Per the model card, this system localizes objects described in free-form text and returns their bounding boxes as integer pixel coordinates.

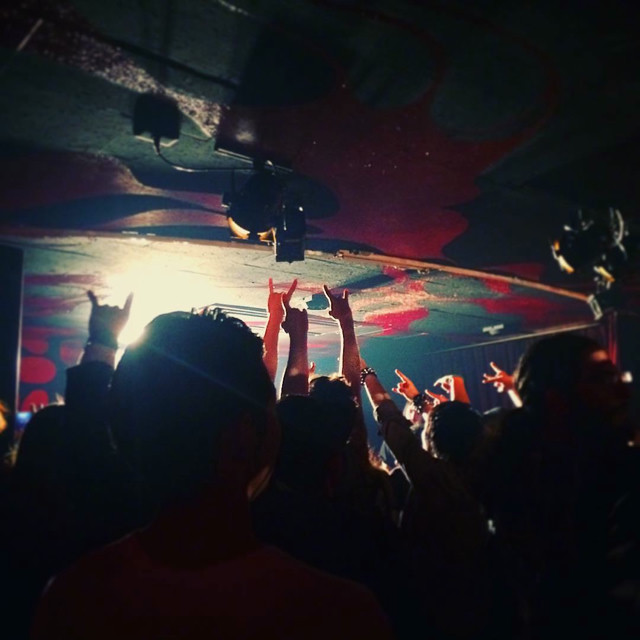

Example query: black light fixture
[223,162,283,239]
[551,208,627,279]
[132,93,307,261]
[223,162,306,262]
[552,208,629,319]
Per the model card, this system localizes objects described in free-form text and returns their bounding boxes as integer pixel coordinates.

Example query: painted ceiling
[2,0,640,408]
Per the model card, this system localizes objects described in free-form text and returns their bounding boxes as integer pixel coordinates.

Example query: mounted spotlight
[223,162,306,262]
[131,97,306,261]
[551,208,627,278]
[224,162,284,238]
[552,208,629,318]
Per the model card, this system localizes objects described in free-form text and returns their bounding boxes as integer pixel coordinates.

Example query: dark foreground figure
[32,310,393,640]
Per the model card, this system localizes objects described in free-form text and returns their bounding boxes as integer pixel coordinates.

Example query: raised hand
[322,284,352,323]
[280,284,309,397]
[267,277,297,320]
[434,375,454,395]
[392,369,420,402]
[281,293,308,338]
[424,388,448,406]
[87,290,133,348]
[434,374,470,404]
[482,361,515,393]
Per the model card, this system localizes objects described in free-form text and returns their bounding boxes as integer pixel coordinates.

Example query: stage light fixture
[223,163,306,262]
[131,96,307,261]
[551,208,627,280]
[224,163,284,239]
[552,208,630,319]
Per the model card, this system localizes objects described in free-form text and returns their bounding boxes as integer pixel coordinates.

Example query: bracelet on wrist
[412,393,426,411]
[88,329,119,350]
[360,366,377,386]
[86,337,118,351]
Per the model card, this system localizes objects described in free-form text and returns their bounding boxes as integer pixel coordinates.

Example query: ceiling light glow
[106,265,218,346]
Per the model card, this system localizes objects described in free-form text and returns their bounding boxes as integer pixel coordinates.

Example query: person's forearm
[362,370,393,411]
[508,389,523,408]
[450,376,471,404]
[281,333,309,397]
[339,317,361,401]
[80,342,117,368]
[262,314,282,382]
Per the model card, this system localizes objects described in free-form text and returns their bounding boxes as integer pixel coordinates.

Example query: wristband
[412,393,426,411]
[86,336,118,350]
[360,367,377,386]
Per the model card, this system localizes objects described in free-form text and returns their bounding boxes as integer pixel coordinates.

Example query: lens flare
[105,265,218,346]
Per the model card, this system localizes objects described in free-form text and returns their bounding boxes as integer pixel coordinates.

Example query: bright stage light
[105,265,218,347]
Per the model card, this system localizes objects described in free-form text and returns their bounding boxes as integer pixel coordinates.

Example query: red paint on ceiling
[481,279,512,295]
[59,340,84,366]
[364,307,429,335]
[22,339,49,355]
[20,390,50,412]
[0,2,563,277]
[216,4,560,261]
[22,296,84,317]
[20,356,57,384]
[22,326,79,339]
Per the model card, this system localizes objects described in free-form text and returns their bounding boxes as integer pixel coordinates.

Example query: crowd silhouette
[0,281,638,639]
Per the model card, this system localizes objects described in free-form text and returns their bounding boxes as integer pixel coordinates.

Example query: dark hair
[514,333,602,409]
[424,401,483,464]
[13,404,66,477]
[109,310,274,507]
[308,374,357,443]
[275,395,345,493]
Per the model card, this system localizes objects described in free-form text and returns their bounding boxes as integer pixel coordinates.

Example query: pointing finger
[87,290,98,306]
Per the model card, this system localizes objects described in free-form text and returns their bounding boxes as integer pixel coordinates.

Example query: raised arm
[81,290,133,367]
[361,359,438,474]
[66,291,132,437]
[433,374,471,404]
[262,278,297,382]
[280,292,309,398]
[323,284,373,463]
[482,361,522,407]
[323,285,361,403]
[393,369,447,416]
